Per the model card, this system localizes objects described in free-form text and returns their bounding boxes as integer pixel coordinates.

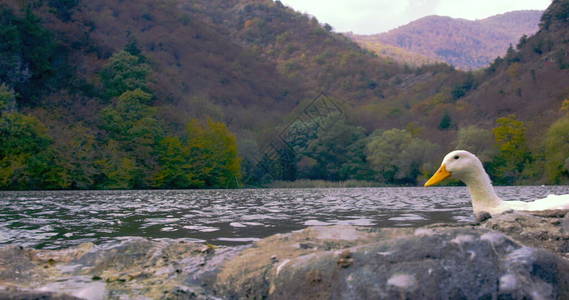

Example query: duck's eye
[454,155,460,160]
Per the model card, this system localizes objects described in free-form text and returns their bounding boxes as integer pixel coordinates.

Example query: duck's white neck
[462,168,502,211]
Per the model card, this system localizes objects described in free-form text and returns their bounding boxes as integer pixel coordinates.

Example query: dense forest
[351,10,543,70]
[0,0,568,190]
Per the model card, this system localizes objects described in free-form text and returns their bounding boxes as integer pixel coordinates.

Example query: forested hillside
[0,0,568,189]
[344,32,441,67]
[351,10,542,70]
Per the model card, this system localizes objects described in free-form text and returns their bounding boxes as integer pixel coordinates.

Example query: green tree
[0,112,68,189]
[152,119,241,189]
[561,99,569,113]
[185,119,241,188]
[100,51,151,99]
[302,118,371,181]
[0,83,15,112]
[96,140,139,189]
[47,0,79,22]
[450,73,476,100]
[97,47,162,188]
[366,128,438,184]
[101,89,158,142]
[438,111,454,130]
[0,7,57,99]
[153,136,196,188]
[124,39,143,57]
[57,124,100,189]
[99,89,163,188]
[545,117,569,183]
[491,115,532,184]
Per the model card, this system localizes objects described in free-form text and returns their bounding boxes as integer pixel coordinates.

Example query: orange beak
[424,164,451,187]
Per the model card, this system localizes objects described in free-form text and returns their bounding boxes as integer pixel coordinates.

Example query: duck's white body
[425,150,569,216]
[478,194,569,216]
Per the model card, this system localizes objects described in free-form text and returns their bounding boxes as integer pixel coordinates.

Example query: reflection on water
[1,186,567,249]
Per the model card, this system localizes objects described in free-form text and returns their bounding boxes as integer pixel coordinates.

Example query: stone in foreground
[215,226,569,299]
[2,212,569,299]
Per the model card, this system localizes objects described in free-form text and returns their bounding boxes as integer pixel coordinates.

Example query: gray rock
[3,212,569,299]
[478,210,569,258]
[0,289,81,300]
[0,245,38,282]
[214,226,569,299]
[0,238,245,299]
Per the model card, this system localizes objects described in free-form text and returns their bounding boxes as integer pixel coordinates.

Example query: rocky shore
[2,211,569,299]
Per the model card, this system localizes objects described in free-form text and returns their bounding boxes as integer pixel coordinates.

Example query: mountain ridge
[349,10,543,69]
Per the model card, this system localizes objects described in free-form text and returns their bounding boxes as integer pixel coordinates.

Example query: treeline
[251,108,569,186]
[0,1,568,190]
[0,6,240,190]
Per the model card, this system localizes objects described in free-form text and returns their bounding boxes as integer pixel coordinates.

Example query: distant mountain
[344,32,441,66]
[350,10,543,69]
[457,5,569,127]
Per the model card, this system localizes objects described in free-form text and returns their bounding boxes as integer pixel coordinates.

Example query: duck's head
[424,150,485,186]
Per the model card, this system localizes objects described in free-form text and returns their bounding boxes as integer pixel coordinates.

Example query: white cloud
[278,0,551,34]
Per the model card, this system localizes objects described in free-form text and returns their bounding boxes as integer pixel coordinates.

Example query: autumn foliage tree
[186,119,241,188]
[154,119,241,188]
[491,115,532,184]
[0,111,69,189]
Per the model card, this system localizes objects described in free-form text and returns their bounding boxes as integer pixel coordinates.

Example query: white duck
[424,150,569,216]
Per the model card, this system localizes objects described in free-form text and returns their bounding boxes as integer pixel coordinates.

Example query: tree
[186,119,241,188]
[0,83,16,113]
[101,89,157,139]
[96,140,139,189]
[366,128,438,185]
[57,124,99,189]
[124,39,143,57]
[0,112,68,189]
[491,115,531,184]
[99,89,163,188]
[100,51,151,99]
[47,0,79,22]
[562,99,569,113]
[97,46,162,188]
[438,111,454,130]
[153,136,195,188]
[545,117,569,183]
[450,73,476,100]
[302,118,371,181]
[152,119,242,188]
[0,7,57,99]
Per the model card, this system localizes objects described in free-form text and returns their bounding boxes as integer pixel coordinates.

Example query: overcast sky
[278,0,552,34]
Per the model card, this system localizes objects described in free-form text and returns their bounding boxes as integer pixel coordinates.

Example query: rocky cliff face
[2,211,569,299]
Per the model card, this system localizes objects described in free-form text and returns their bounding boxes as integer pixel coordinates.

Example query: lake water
[1,186,568,250]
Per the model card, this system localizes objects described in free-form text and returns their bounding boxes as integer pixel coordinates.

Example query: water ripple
[0,186,567,249]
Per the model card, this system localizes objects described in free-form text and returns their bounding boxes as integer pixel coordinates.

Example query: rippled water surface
[1,186,568,249]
